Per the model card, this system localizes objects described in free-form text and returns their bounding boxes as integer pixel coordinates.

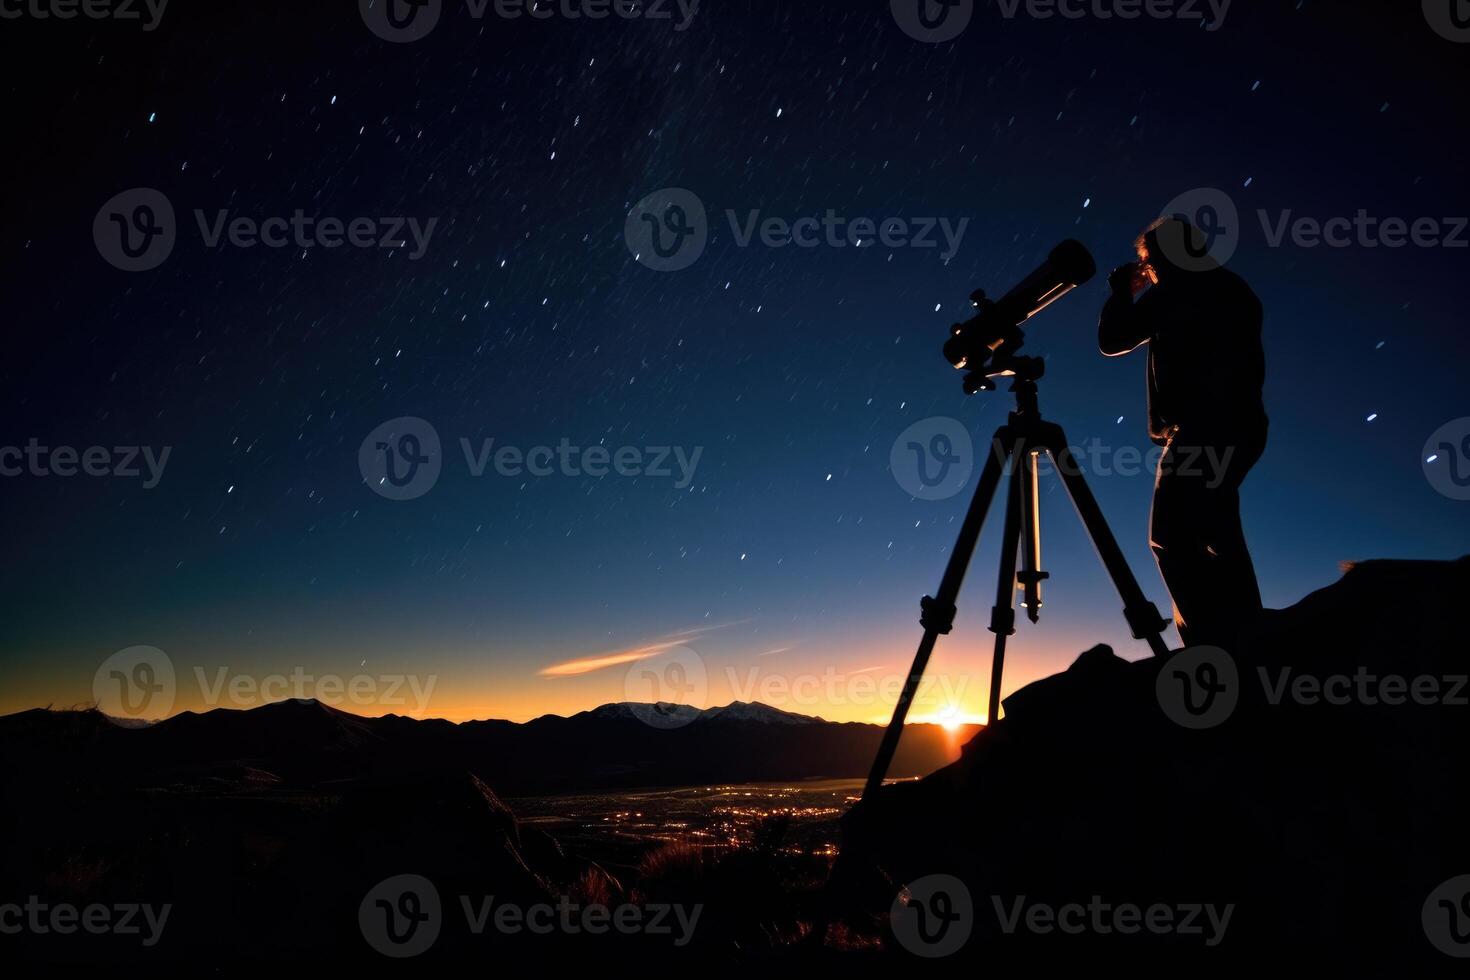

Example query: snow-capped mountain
[580,700,822,726]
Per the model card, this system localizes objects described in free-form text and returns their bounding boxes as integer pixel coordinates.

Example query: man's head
[1135,216,1218,284]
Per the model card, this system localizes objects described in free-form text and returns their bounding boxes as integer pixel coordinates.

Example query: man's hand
[1099,261,1155,356]
[1109,262,1140,296]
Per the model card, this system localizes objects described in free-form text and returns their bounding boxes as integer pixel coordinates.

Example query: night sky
[4,1,1467,724]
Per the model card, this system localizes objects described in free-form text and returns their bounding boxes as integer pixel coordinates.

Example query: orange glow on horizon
[3,620,1109,727]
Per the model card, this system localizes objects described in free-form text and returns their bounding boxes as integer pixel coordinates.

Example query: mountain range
[1,696,970,795]
[0,694,969,964]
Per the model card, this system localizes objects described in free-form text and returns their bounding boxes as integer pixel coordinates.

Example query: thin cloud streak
[538,622,743,678]
[538,646,672,678]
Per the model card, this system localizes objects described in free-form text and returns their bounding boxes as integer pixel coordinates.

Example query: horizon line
[7,695,987,730]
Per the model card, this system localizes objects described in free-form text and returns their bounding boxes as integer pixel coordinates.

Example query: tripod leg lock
[989,606,1016,636]
[1124,602,1169,640]
[919,596,957,635]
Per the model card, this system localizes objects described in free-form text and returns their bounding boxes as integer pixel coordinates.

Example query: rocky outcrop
[837,557,1470,972]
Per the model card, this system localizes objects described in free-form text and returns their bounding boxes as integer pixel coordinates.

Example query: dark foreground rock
[837,557,1470,973]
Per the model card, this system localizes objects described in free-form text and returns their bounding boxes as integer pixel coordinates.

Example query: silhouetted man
[1099,217,1267,650]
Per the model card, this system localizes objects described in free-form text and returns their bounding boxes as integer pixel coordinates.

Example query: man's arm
[1098,263,1157,356]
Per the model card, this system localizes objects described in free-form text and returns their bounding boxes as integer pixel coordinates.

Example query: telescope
[942,239,1097,393]
[862,235,1169,802]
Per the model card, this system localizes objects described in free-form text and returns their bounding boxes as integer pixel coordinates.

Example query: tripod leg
[986,462,1025,727]
[862,427,1012,801]
[1045,436,1172,659]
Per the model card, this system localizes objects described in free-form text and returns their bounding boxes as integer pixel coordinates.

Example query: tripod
[862,363,1172,800]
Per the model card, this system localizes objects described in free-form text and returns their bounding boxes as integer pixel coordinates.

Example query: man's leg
[1150,441,1211,646]
[1151,434,1265,649]
[1200,436,1265,632]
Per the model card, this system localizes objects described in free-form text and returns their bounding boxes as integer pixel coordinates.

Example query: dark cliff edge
[836,556,1470,972]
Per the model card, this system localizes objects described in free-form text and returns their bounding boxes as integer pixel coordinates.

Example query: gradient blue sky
[3,1,1467,722]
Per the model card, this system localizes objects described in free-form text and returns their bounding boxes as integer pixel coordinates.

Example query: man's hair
[1135,215,1217,274]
